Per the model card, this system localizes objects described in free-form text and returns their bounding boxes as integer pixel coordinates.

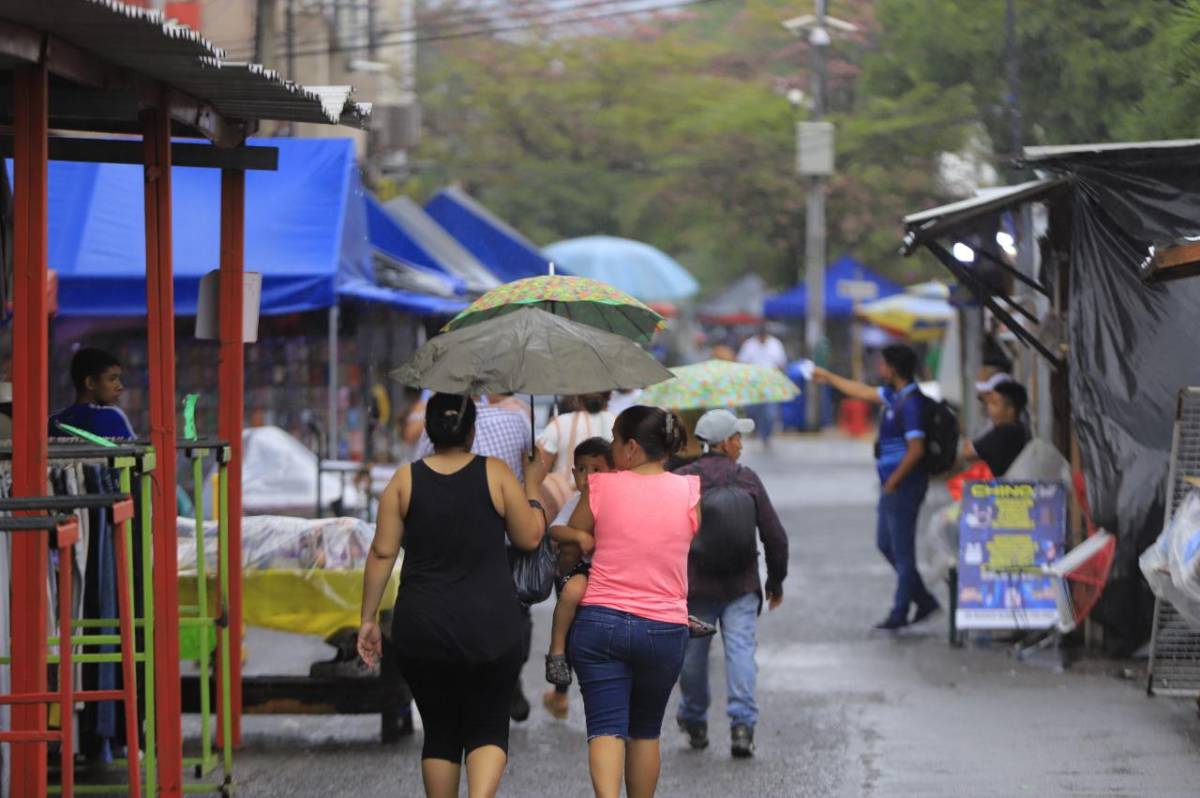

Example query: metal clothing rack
[1,443,157,795]
[0,487,143,798]
[1147,388,1200,697]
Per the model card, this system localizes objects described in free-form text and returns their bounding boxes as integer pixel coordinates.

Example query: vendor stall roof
[902,178,1068,253]
[27,137,454,317]
[764,255,901,320]
[424,187,553,282]
[379,196,502,294]
[0,0,370,143]
[1023,139,1200,162]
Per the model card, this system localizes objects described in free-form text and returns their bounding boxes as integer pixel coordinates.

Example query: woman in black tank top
[359,394,546,798]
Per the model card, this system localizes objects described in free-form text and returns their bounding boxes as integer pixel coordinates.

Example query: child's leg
[549,574,588,657]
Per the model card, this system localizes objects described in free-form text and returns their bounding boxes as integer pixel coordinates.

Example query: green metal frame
[179,442,235,795]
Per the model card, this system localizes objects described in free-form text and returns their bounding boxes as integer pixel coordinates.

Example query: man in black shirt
[965,381,1029,477]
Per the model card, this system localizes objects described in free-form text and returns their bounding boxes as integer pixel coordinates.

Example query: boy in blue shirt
[814,344,941,630]
[49,347,136,440]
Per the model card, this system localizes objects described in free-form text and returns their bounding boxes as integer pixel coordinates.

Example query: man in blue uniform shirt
[49,347,136,440]
[814,345,941,630]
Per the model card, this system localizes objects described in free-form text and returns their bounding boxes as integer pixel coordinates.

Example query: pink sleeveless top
[580,470,701,625]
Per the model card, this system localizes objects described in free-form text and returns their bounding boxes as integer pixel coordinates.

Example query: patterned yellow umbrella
[443,275,666,344]
[640,360,799,411]
[855,294,953,343]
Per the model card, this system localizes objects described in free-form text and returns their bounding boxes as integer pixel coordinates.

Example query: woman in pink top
[566,405,700,798]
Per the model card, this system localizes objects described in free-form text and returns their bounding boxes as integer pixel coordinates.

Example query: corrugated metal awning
[0,0,370,136]
[901,178,1068,254]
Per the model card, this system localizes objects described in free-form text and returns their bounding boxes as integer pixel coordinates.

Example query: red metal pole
[217,167,246,746]
[10,61,50,798]
[142,101,182,798]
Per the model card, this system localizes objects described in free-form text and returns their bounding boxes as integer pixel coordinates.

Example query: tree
[410,0,975,288]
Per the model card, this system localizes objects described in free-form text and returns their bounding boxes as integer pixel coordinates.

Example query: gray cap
[695,409,755,445]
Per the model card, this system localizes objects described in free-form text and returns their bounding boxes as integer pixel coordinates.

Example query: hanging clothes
[80,464,118,762]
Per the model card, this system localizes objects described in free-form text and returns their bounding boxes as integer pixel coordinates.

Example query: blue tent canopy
[764,255,902,319]
[425,186,552,282]
[27,137,462,317]
[377,196,500,294]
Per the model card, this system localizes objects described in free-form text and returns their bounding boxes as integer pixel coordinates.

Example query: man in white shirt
[736,326,788,371]
[736,326,788,447]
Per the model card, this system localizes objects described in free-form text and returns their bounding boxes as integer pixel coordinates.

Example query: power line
[224,0,722,62]
[223,0,670,61]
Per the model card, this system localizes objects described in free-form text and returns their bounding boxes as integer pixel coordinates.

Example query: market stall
[0,2,372,795]
[900,139,1200,658]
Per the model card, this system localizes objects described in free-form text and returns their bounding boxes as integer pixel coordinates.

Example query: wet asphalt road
[190,437,1200,797]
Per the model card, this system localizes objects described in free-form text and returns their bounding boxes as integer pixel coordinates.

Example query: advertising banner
[956,481,1066,630]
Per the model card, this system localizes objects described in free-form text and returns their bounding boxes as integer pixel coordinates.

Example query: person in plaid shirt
[414,396,538,721]
[415,401,531,481]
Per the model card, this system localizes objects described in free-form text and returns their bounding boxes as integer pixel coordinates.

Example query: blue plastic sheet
[425,186,551,282]
[12,138,456,318]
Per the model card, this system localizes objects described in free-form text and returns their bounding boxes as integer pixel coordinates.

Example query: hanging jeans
[877,472,936,624]
[82,465,118,761]
[676,592,760,729]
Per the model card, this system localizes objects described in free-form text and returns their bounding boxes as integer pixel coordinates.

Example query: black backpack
[874,391,960,476]
[919,395,960,475]
[690,468,759,575]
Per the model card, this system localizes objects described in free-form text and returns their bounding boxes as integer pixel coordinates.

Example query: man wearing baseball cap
[673,409,789,759]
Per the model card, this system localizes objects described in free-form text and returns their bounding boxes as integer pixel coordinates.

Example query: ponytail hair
[425,393,477,450]
[613,405,686,462]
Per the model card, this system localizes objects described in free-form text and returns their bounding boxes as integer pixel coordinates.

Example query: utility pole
[254,0,276,67]
[785,3,853,430]
[805,0,829,431]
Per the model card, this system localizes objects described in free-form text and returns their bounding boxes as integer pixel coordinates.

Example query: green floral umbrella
[640,359,799,411]
[443,275,666,344]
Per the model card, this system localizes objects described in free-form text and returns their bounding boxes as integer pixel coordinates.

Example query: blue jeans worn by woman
[676,592,759,728]
[877,472,935,624]
[569,605,689,740]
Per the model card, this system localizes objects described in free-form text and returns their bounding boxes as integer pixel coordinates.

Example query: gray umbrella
[391,306,673,396]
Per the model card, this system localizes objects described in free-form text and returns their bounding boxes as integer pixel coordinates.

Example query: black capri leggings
[400,645,524,763]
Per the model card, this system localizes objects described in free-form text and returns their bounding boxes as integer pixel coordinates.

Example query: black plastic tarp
[1025,144,1200,585]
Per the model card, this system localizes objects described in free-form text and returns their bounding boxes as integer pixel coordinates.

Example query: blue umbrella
[543,236,699,302]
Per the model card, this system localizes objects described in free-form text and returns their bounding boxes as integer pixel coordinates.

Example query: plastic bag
[177,515,375,573]
[1140,491,1200,629]
[1167,490,1200,606]
[918,502,960,586]
[1006,438,1071,484]
[510,534,555,606]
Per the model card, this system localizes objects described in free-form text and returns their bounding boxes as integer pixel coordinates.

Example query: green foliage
[410,0,1200,293]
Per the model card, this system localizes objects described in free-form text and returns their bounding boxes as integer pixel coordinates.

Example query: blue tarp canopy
[28,137,462,317]
[425,186,552,282]
[764,255,902,319]
[371,195,500,294]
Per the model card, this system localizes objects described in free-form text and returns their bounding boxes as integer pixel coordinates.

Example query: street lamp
[782,4,856,430]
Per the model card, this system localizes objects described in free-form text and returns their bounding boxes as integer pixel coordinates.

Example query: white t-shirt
[737,335,788,370]
[553,492,581,527]
[537,410,616,477]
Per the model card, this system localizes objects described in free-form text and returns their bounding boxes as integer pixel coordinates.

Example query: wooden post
[217,167,246,745]
[10,60,50,798]
[142,99,183,798]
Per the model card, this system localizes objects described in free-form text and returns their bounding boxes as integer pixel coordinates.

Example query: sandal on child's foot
[688,615,718,639]
[545,654,572,687]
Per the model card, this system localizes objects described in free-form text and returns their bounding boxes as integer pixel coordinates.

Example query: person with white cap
[672,409,789,759]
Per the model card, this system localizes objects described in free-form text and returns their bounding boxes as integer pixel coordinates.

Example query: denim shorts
[568,604,689,740]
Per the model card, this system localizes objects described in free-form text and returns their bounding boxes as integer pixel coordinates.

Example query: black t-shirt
[972,423,1030,477]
